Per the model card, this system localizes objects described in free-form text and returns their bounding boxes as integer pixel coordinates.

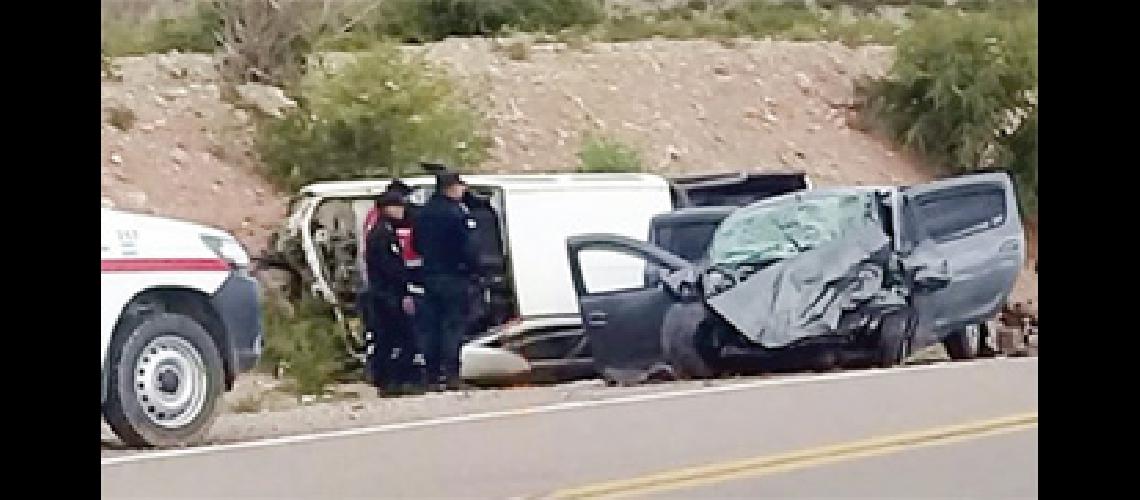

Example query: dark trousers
[364,291,423,390]
[422,274,470,383]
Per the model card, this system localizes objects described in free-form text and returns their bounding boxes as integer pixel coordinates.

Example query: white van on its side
[101,208,263,447]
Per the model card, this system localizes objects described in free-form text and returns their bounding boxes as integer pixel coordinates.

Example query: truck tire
[943,324,982,360]
[661,303,716,379]
[103,312,225,448]
[878,308,915,368]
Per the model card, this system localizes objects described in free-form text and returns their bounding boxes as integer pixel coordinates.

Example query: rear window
[651,221,721,262]
[912,184,1006,243]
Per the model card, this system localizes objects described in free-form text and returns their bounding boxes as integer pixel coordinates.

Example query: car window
[708,192,881,267]
[652,221,721,263]
[912,184,1006,243]
[578,248,650,295]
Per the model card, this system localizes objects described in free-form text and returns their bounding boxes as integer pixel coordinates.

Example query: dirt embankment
[99,38,1035,302]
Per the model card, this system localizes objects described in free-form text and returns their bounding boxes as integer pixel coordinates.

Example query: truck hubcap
[134,335,208,429]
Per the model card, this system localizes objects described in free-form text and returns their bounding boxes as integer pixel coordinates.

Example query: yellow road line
[544,411,1038,499]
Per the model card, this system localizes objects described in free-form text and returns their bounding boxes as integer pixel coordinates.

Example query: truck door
[900,173,1025,346]
[566,235,691,379]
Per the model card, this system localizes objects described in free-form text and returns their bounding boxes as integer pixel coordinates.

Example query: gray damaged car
[565,172,1025,384]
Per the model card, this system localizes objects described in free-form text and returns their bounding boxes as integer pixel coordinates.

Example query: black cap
[436,172,465,189]
[375,190,405,208]
[421,162,449,174]
[387,179,412,196]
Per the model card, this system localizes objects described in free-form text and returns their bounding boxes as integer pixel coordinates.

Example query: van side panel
[503,185,672,318]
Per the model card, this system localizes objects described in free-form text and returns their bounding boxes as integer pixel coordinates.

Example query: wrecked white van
[258,174,675,360]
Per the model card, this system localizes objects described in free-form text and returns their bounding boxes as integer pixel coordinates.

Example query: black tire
[661,303,716,379]
[102,312,225,448]
[943,324,982,360]
[878,308,915,367]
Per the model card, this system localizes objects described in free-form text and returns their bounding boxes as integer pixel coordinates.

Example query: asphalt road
[101,358,1037,499]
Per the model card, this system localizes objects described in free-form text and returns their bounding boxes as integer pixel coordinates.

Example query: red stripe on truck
[101,258,230,272]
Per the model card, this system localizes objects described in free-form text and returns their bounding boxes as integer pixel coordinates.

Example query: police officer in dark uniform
[365,190,421,395]
[414,171,479,391]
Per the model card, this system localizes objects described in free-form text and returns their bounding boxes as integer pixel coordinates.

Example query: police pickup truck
[101,208,263,447]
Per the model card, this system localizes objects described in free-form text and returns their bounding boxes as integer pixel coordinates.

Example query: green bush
[863,6,1037,214]
[261,295,346,396]
[375,0,605,42]
[577,135,644,173]
[102,1,221,56]
[257,44,488,191]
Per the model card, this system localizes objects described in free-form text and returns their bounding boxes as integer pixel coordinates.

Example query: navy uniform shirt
[414,194,478,277]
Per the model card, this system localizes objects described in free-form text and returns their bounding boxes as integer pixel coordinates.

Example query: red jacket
[364,206,420,264]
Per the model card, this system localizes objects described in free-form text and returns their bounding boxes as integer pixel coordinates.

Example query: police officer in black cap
[365,189,422,395]
[414,171,478,391]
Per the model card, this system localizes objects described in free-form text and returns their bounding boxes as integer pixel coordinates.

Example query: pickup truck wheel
[943,324,982,360]
[103,312,224,448]
[878,309,915,368]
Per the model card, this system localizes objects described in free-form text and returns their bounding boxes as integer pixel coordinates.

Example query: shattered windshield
[708,191,881,267]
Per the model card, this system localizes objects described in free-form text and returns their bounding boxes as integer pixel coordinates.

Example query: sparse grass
[108,106,137,131]
[577,135,644,173]
[258,43,488,191]
[101,1,221,56]
[231,394,265,414]
[260,295,349,396]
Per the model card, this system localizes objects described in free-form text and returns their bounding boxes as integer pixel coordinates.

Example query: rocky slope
[99,38,1035,301]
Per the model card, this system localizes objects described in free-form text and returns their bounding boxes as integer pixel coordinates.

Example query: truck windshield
[708,191,880,267]
[652,221,721,263]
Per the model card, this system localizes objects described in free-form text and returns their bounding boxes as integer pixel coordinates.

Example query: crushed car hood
[704,221,906,348]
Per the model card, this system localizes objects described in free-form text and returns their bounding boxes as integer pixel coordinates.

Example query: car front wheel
[103,312,225,448]
[943,324,982,360]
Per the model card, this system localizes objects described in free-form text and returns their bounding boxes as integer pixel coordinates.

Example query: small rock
[665,145,681,161]
[795,72,813,94]
[743,107,761,120]
[807,124,822,132]
[712,64,730,76]
[300,395,316,404]
[236,83,297,119]
[161,87,189,101]
[139,122,155,132]
[170,148,190,165]
[154,119,167,129]
[109,154,123,165]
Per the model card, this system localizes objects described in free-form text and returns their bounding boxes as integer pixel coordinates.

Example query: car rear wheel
[878,308,915,367]
[943,324,982,360]
[103,312,224,448]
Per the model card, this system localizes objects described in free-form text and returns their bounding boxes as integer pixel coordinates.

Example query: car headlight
[201,234,251,271]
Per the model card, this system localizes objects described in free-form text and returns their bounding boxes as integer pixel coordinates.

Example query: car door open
[566,235,691,382]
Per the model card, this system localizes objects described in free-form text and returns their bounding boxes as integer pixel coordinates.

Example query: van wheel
[943,324,982,360]
[878,308,915,367]
[103,313,224,448]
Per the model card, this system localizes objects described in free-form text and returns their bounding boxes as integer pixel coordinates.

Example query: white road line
[101,357,1035,467]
